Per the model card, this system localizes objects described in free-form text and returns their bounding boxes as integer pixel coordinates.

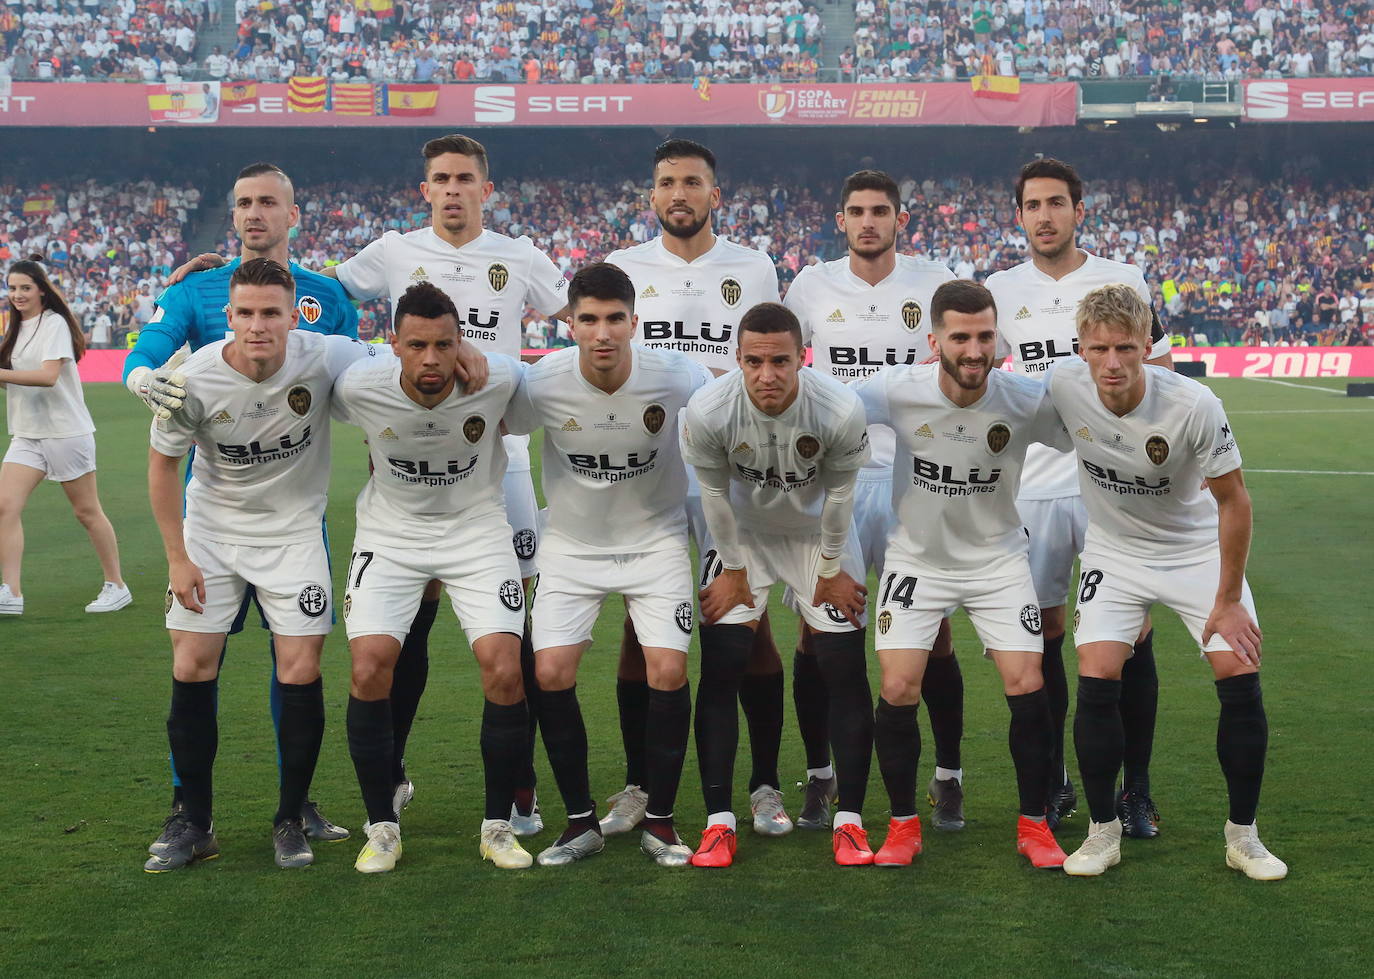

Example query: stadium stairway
[820,1,856,79]
[196,11,242,65]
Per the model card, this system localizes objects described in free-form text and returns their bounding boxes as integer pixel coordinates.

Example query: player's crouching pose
[331,282,533,872]
[1053,284,1285,880]
[681,302,876,868]
[854,281,1069,870]
[144,259,383,872]
[505,263,710,868]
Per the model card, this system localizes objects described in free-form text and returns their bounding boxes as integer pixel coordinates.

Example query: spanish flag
[383,83,438,116]
[355,0,394,18]
[288,76,327,112]
[331,82,378,115]
[222,81,257,106]
[971,75,1020,100]
[23,193,56,215]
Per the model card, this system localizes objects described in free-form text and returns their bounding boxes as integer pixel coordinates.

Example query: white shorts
[533,547,695,653]
[165,536,332,636]
[874,556,1044,654]
[344,515,525,645]
[1071,548,1260,655]
[855,467,896,573]
[503,467,539,580]
[3,434,96,483]
[703,528,866,634]
[1019,495,1088,608]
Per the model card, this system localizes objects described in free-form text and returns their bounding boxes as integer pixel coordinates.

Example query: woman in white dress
[0,259,131,615]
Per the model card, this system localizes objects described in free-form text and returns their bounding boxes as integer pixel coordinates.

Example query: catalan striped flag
[331,82,377,115]
[222,81,257,106]
[382,83,439,116]
[971,74,1021,100]
[288,76,327,112]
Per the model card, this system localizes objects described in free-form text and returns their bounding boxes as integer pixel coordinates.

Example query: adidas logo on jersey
[639,285,659,299]
[1076,427,1092,442]
[826,309,845,322]
[1015,306,1031,320]
[378,427,399,441]
[410,266,428,282]
[915,424,934,439]
[211,410,234,424]
[561,418,582,432]
[732,441,752,455]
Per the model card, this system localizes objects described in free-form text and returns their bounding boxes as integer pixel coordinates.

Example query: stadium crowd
[0,180,200,346]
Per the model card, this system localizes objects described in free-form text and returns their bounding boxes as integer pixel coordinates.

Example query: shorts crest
[298,584,328,618]
[674,601,694,633]
[499,579,524,611]
[1019,603,1042,635]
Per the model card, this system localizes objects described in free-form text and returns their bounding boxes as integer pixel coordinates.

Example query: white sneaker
[0,584,23,616]
[598,784,648,835]
[355,821,402,873]
[85,581,132,613]
[479,819,533,869]
[1224,820,1288,880]
[750,784,794,836]
[1063,818,1123,876]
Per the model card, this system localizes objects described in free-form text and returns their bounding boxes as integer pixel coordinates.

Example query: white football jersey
[680,368,869,536]
[854,364,1069,576]
[1047,359,1242,564]
[331,353,521,545]
[786,254,955,469]
[986,253,1170,500]
[334,227,566,474]
[150,331,380,545]
[605,235,781,374]
[506,345,711,556]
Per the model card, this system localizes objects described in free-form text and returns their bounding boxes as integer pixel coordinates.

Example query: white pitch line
[1255,378,1351,394]
[1247,468,1374,476]
[1229,408,1374,415]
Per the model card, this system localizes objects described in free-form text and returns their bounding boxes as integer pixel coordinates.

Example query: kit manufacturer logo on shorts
[287,385,312,417]
[499,578,524,611]
[900,299,922,332]
[463,414,486,444]
[720,276,743,308]
[642,403,666,436]
[296,295,322,324]
[298,584,328,617]
[1019,604,1042,635]
[877,609,892,635]
[675,601,694,633]
[986,422,1011,455]
[487,262,509,292]
[795,433,820,459]
[1145,434,1170,466]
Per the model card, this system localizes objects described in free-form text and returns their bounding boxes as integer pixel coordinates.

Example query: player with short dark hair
[854,280,1069,869]
[506,262,710,868]
[1052,284,1284,880]
[785,168,967,832]
[603,138,795,839]
[333,280,533,872]
[682,302,876,867]
[986,157,1173,836]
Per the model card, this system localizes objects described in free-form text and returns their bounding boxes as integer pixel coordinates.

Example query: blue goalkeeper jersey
[122,257,358,380]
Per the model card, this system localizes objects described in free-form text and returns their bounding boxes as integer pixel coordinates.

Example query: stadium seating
[0,0,211,81]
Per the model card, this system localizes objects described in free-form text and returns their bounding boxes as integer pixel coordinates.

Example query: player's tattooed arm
[1203,468,1261,666]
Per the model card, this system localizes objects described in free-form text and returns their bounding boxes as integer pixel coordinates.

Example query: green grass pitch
[1,378,1371,976]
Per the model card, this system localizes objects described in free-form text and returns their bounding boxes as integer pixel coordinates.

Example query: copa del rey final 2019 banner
[0,80,1078,128]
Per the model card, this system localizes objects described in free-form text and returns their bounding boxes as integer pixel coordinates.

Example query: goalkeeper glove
[126,349,189,420]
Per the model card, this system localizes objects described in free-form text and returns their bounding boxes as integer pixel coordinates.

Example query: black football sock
[1074,676,1124,824]
[274,678,325,826]
[645,682,691,819]
[347,695,397,825]
[167,678,218,832]
[390,598,437,783]
[616,679,651,788]
[1007,687,1054,819]
[1216,674,1268,825]
[874,697,920,818]
[268,637,284,780]
[481,699,529,821]
[810,629,874,815]
[538,686,594,818]
[695,624,754,815]
[519,625,539,791]
[740,670,783,791]
[922,651,964,772]
[1121,629,1159,794]
[793,644,831,770]
[1041,633,1070,785]
[170,643,224,807]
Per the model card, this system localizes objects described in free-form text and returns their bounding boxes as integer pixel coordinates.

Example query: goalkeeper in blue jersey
[126,163,360,850]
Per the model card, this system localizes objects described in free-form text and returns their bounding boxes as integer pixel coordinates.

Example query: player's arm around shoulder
[825,383,872,472]
[1018,367,1071,450]
[849,365,892,427]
